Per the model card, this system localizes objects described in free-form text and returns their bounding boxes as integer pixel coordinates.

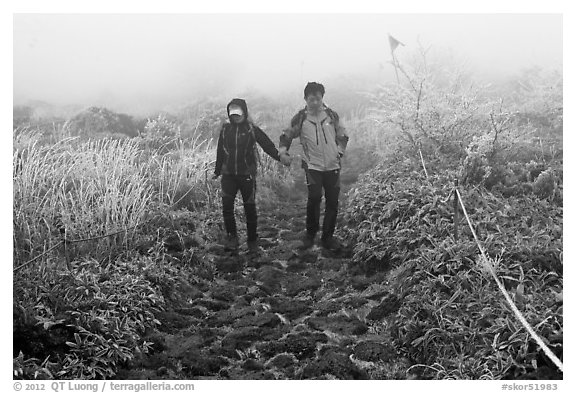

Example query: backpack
[291,105,340,133]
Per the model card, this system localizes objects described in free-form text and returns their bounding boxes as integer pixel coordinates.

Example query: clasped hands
[279,151,292,167]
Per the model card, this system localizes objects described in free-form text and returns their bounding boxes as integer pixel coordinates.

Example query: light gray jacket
[279,106,349,171]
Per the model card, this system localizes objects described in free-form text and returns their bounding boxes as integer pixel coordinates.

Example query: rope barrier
[66,222,145,244]
[13,241,64,273]
[455,188,564,372]
[13,221,151,273]
[416,151,562,372]
[418,149,429,179]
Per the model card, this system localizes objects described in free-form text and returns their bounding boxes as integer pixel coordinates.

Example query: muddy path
[116,196,408,380]
[115,152,404,380]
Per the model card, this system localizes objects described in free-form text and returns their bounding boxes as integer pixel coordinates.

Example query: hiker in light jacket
[213,98,281,253]
[278,82,349,250]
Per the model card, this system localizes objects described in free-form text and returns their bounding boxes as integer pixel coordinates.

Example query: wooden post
[453,179,459,241]
[63,238,72,271]
[205,165,212,209]
[391,51,400,85]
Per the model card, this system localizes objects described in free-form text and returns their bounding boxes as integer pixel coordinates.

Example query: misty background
[14,13,562,115]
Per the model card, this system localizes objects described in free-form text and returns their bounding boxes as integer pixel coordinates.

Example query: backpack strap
[291,108,307,130]
[294,106,339,131]
[325,106,339,126]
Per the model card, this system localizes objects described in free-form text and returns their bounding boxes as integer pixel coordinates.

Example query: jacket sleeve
[279,112,302,152]
[254,126,280,161]
[214,125,225,176]
[333,111,349,156]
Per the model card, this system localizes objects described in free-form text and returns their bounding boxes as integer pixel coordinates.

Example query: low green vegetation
[342,52,562,379]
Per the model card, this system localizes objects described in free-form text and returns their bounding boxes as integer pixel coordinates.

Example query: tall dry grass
[13,131,156,262]
[145,138,217,210]
[13,119,296,265]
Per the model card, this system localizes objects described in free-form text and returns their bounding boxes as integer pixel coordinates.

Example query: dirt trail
[116,193,407,380]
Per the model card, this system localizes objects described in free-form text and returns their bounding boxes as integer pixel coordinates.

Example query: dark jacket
[215,98,280,176]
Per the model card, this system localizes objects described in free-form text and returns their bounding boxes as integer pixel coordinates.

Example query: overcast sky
[13,13,562,112]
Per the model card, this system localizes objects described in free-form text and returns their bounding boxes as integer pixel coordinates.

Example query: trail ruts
[116,200,406,380]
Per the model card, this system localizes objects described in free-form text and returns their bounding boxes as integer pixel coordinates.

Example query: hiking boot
[299,232,316,250]
[223,234,239,251]
[247,240,261,255]
[321,236,342,251]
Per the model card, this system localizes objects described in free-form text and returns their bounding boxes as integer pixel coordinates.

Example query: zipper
[320,117,329,144]
[234,124,239,175]
[248,127,257,172]
[244,131,249,172]
[307,119,319,145]
[244,144,248,171]
[317,116,326,169]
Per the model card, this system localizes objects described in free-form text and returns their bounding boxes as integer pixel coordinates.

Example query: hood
[226,98,249,124]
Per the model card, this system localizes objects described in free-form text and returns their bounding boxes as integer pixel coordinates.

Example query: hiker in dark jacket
[278,82,349,250]
[213,98,281,252]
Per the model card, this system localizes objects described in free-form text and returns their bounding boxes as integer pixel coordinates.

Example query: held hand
[280,153,292,167]
[212,173,220,180]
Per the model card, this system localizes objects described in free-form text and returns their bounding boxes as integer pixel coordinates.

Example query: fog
[13,13,562,114]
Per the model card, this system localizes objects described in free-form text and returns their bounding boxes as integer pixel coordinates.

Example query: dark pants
[305,169,341,240]
[221,174,257,242]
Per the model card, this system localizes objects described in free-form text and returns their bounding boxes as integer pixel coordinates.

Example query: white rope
[455,188,563,372]
[418,149,429,179]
